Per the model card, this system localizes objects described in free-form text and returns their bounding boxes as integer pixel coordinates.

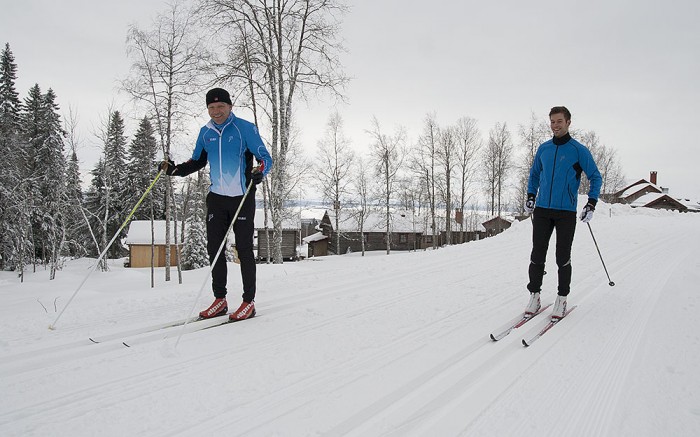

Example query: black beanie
[206,88,232,106]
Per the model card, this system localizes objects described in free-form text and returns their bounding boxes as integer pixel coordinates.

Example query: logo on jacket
[228,135,234,142]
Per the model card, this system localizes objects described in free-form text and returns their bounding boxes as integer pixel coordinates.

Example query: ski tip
[88,337,99,344]
[48,324,56,330]
[122,342,131,348]
[522,339,530,347]
[490,334,498,341]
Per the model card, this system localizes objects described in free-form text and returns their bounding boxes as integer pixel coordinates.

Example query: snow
[2,198,700,436]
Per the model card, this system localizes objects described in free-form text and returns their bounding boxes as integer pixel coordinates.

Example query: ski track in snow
[1,202,699,436]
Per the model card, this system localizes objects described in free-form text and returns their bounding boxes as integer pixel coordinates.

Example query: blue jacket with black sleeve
[172,112,273,197]
[527,133,602,212]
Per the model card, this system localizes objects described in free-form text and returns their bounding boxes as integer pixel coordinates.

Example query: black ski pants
[206,191,257,302]
[527,207,577,296]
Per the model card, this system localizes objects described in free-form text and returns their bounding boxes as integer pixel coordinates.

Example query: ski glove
[251,164,264,185]
[580,200,596,223]
[159,160,178,176]
[524,193,536,214]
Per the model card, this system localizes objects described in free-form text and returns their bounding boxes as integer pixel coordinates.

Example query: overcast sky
[2,0,699,201]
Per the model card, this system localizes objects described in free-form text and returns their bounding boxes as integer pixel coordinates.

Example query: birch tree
[517,112,549,213]
[483,122,513,220]
[314,111,354,255]
[437,124,458,245]
[350,157,372,256]
[411,113,440,248]
[367,116,406,255]
[453,117,481,242]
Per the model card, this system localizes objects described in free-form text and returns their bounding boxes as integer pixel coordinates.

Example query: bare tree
[576,130,625,197]
[367,116,406,255]
[517,112,550,213]
[483,122,513,220]
[349,157,372,256]
[453,117,481,243]
[314,111,354,254]
[123,0,211,281]
[200,0,349,263]
[436,124,459,245]
[410,113,440,248]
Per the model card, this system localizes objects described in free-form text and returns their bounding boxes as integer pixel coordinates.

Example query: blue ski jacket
[176,112,273,197]
[528,134,602,212]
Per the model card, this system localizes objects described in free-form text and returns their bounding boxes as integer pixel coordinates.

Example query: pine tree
[181,171,209,270]
[64,148,86,257]
[103,111,128,259]
[18,84,46,270]
[0,43,23,270]
[84,158,108,262]
[181,205,209,270]
[37,88,68,278]
[126,116,164,220]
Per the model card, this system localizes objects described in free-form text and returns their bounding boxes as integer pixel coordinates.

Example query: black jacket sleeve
[171,150,208,177]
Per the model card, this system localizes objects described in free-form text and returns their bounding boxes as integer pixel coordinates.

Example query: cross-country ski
[522,305,578,347]
[489,303,552,341]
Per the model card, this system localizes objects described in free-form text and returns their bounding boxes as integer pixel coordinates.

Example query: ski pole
[174,176,257,348]
[587,222,615,287]
[49,170,164,329]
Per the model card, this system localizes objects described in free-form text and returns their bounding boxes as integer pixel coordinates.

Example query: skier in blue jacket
[523,106,602,320]
[162,88,273,321]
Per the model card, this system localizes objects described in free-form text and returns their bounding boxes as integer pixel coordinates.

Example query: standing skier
[523,106,602,320]
[161,88,273,321]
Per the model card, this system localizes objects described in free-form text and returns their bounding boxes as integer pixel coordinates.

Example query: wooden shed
[482,216,512,237]
[256,229,300,261]
[125,221,181,268]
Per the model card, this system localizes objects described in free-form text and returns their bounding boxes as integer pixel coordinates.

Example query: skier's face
[550,113,571,138]
[208,102,232,124]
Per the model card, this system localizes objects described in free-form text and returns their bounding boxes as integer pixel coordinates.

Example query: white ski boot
[524,292,541,316]
[551,295,567,320]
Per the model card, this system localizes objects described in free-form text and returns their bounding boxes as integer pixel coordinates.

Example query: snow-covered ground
[2,199,699,436]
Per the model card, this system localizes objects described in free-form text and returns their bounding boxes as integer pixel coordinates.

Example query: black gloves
[251,168,264,185]
[159,160,177,176]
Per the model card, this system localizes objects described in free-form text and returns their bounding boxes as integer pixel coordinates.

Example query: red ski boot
[229,301,256,322]
[199,298,228,319]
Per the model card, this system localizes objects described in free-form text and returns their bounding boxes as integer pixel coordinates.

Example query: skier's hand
[159,160,177,176]
[580,200,596,223]
[524,193,536,214]
[251,164,264,185]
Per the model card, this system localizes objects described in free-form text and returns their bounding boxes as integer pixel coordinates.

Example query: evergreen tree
[102,111,128,259]
[84,158,108,262]
[37,88,68,278]
[181,171,209,270]
[0,43,23,270]
[126,116,164,220]
[181,204,209,270]
[64,148,86,257]
[19,84,44,268]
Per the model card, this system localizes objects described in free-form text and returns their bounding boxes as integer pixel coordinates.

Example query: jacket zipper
[548,145,560,207]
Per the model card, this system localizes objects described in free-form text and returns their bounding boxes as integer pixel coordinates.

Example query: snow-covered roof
[302,232,328,243]
[676,197,700,212]
[329,209,423,233]
[125,220,179,245]
[629,192,665,207]
[621,182,661,198]
[253,210,298,229]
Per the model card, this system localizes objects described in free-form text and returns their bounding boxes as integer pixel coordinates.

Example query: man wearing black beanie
[161,87,273,322]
